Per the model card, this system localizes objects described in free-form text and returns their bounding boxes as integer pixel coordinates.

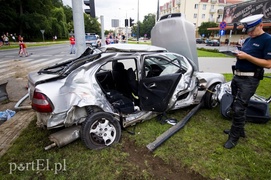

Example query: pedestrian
[223,14,271,149]
[237,36,244,48]
[3,35,10,46]
[18,37,28,57]
[11,34,16,42]
[18,35,22,41]
[53,35,57,41]
[105,35,110,45]
[0,35,3,47]
[121,33,126,43]
[69,35,75,54]
[109,33,114,44]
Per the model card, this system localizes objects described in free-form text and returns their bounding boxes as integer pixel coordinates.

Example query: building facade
[209,0,271,44]
[159,0,244,37]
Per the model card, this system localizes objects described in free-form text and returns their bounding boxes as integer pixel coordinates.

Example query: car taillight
[32,90,53,112]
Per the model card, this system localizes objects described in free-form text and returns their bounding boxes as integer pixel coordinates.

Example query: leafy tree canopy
[131,13,155,39]
[0,0,100,41]
[198,22,218,38]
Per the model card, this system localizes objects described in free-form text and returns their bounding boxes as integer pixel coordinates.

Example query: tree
[141,13,155,38]
[198,22,218,38]
[84,14,101,36]
[131,13,155,39]
[63,5,73,34]
[0,0,70,40]
[50,7,69,38]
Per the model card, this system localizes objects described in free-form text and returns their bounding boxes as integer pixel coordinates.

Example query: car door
[139,54,183,112]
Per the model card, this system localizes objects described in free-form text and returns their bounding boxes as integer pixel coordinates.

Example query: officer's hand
[236,51,249,60]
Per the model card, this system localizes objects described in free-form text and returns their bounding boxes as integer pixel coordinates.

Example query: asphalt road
[199,57,271,74]
[0,44,76,81]
[196,43,271,73]
[0,43,72,58]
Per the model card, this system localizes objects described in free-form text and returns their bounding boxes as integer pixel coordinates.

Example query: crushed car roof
[101,44,167,52]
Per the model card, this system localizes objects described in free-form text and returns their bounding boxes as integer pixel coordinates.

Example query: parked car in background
[85,33,101,48]
[206,40,220,46]
[204,39,210,44]
[28,44,225,150]
[196,38,203,44]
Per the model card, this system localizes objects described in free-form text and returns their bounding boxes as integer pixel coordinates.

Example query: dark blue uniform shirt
[236,33,271,72]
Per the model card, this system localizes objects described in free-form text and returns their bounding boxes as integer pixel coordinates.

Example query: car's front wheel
[81,112,121,150]
[203,84,220,109]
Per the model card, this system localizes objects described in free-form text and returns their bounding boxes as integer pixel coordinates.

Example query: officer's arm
[237,51,271,69]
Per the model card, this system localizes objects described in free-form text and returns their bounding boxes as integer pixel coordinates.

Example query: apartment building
[159,0,244,37]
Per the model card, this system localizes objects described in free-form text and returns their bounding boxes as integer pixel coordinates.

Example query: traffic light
[129,18,134,27]
[125,19,128,27]
[84,0,96,18]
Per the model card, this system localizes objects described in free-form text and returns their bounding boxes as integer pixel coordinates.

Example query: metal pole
[137,0,139,43]
[156,0,160,22]
[125,10,128,43]
[229,30,232,46]
[126,26,128,43]
[72,0,86,57]
[100,15,106,46]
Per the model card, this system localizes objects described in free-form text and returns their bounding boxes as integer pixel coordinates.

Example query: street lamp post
[137,0,139,43]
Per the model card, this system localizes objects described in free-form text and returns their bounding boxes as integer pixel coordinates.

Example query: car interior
[95,59,138,114]
[95,54,188,114]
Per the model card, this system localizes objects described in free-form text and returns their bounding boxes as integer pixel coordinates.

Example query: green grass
[0,41,68,50]
[197,49,229,57]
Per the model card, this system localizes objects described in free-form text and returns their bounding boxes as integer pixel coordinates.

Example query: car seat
[112,62,132,99]
[127,68,138,96]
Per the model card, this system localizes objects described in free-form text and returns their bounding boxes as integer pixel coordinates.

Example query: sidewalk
[0,77,34,157]
[0,110,35,157]
[199,57,271,74]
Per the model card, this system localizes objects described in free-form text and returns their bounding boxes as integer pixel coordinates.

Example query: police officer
[224,14,271,149]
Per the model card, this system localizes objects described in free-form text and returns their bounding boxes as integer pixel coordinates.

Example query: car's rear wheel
[81,112,121,150]
[203,84,220,109]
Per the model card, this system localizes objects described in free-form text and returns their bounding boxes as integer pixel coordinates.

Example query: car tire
[203,84,220,109]
[81,112,121,150]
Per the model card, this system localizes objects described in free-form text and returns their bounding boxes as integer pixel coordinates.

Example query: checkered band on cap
[240,14,263,33]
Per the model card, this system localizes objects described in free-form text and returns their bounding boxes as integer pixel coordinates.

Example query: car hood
[195,71,226,87]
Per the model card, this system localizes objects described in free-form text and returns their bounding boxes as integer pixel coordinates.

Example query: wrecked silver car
[28,44,225,150]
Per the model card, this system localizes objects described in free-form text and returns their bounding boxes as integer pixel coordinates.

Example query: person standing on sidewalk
[237,36,244,48]
[224,14,271,149]
[69,35,76,54]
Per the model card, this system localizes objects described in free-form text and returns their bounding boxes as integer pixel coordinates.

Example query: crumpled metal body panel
[34,62,116,129]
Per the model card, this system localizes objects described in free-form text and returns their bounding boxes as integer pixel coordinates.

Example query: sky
[62,0,169,30]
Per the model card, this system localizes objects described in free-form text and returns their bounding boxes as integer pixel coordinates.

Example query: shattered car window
[144,53,188,78]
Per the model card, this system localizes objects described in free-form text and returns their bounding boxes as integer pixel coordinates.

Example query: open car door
[139,54,184,112]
